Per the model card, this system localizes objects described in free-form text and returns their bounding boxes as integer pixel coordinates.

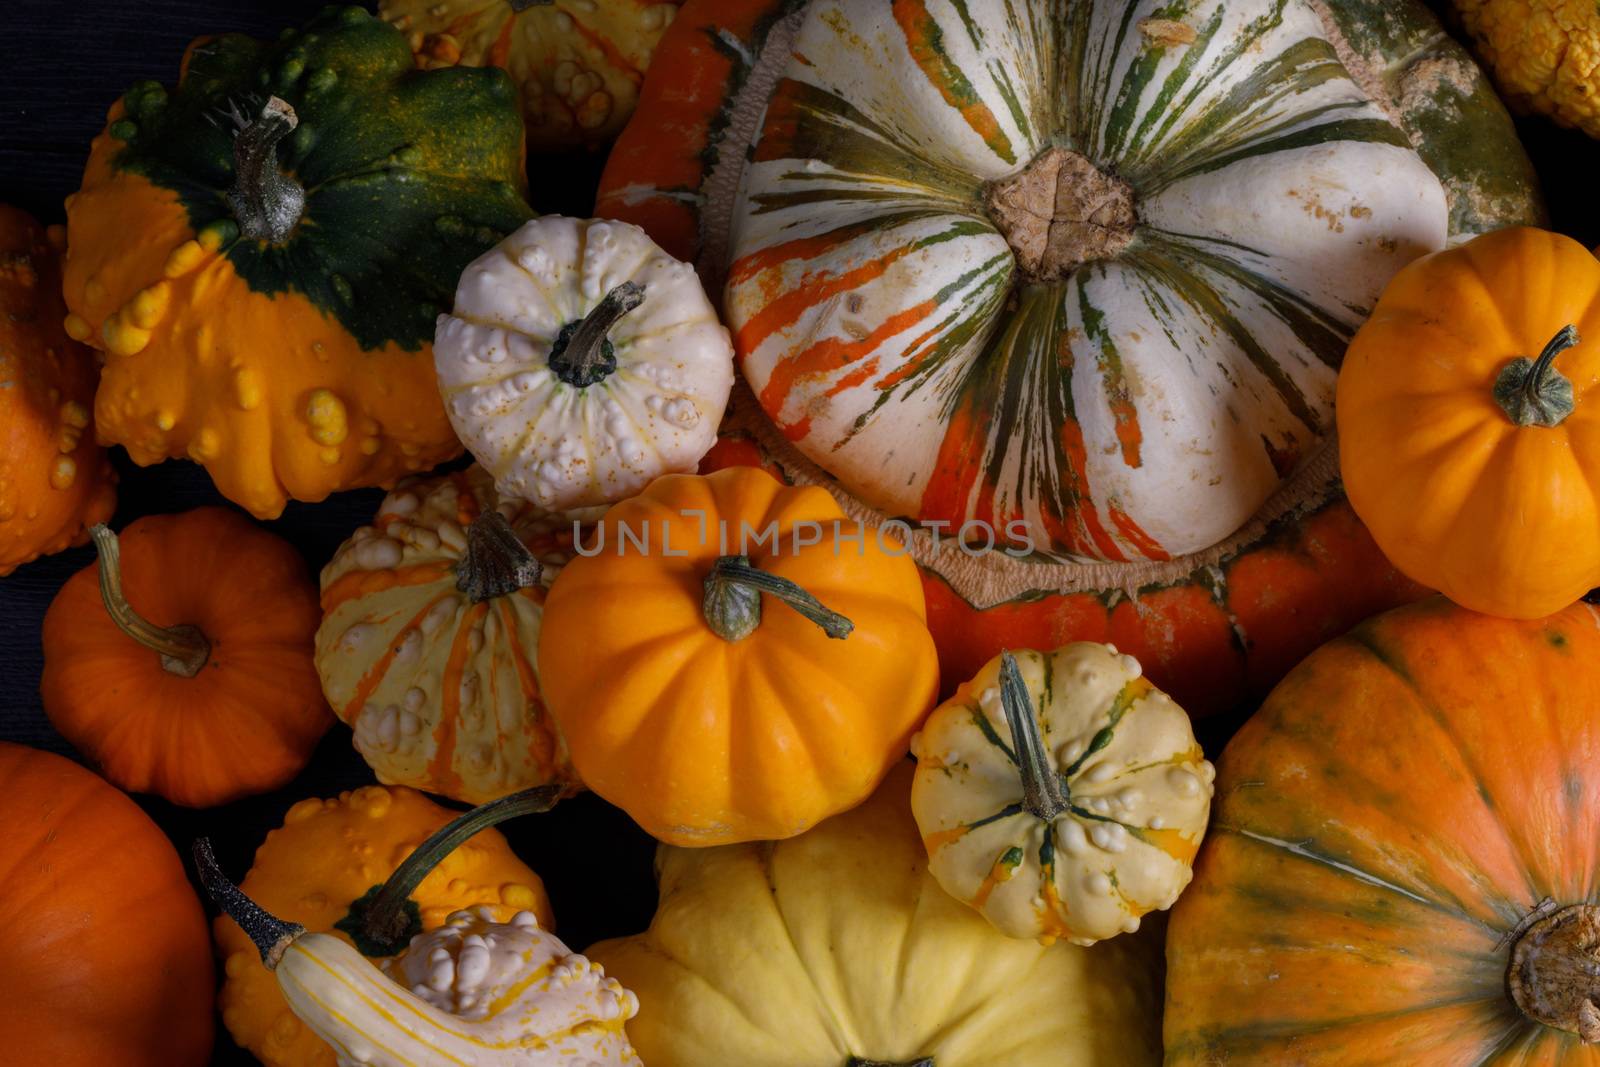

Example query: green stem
[456,509,542,602]
[90,524,210,678]
[999,650,1069,820]
[193,839,304,970]
[1494,325,1580,428]
[227,96,305,244]
[339,784,563,957]
[547,281,646,388]
[701,555,854,643]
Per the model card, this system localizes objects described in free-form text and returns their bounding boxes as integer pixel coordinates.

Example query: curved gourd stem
[508,0,553,9]
[227,96,306,244]
[846,1058,935,1067]
[998,650,1069,821]
[193,838,304,970]
[1494,324,1580,428]
[547,281,646,388]
[89,524,210,678]
[456,509,542,602]
[1509,902,1600,1043]
[347,784,564,956]
[702,554,854,643]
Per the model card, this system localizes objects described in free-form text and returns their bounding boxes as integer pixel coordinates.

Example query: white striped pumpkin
[721,0,1450,562]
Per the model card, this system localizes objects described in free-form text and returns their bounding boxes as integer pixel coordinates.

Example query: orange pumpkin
[1166,596,1600,1062]
[1339,227,1600,618]
[539,466,939,846]
[0,742,213,1066]
[0,205,115,575]
[41,507,331,806]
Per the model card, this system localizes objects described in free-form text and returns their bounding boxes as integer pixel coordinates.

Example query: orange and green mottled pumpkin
[607,0,1545,716]
[0,206,115,575]
[381,0,685,151]
[1166,596,1600,1062]
[62,5,532,518]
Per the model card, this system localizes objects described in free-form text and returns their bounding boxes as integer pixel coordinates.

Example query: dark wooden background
[1,2,1595,1063]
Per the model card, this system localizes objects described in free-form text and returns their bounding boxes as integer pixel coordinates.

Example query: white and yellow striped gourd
[198,843,640,1067]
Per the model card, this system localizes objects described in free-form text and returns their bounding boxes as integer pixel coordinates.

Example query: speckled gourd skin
[435,216,734,512]
[591,760,1163,1066]
[215,785,553,1067]
[278,907,639,1066]
[380,0,685,150]
[912,643,1213,946]
[0,206,115,575]
[316,467,590,803]
[62,5,532,518]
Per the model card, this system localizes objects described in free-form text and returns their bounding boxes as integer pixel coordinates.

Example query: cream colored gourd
[912,646,1213,945]
[434,216,734,511]
[316,467,592,803]
[198,844,640,1067]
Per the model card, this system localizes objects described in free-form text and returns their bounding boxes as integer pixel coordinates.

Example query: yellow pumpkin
[0,205,116,574]
[380,0,684,151]
[538,466,939,846]
[589,761,1163,1066]
[1338,227,1600,618]
[62,7,531,517]
[1454,0,1600,137]
[214,785,552,1067]
[911,647,1213,945]
[316,467,593,803]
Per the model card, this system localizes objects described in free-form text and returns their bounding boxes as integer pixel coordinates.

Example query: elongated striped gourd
[198,844,640,1067]
[597,0,1545,720]
[912,646,1213,944]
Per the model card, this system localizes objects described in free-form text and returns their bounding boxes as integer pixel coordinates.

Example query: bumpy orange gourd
[0,742,213,1066]
[380,0,684,151]
[1454,0,1600,137]
[41,508,331,806]
[0,205,115,574]
[1166,596,1600,1062]
[1339,227,1600,618]
[215,785,554,1067]
[61,8,531,517]
[539,466,939,846]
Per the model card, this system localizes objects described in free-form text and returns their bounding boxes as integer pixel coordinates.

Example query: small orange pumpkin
[1339,227,1600,618]
[0,205,115,574]
[538,466,939,846]
[41,507,332,806]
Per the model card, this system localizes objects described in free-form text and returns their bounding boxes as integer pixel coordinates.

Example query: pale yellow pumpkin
[589,761,1163,1066]
[316,467,595,803]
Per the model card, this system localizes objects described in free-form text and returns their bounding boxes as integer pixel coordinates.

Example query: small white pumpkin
[198,842,641,1067]
[435,215,735,511]
[911,646,1214,945]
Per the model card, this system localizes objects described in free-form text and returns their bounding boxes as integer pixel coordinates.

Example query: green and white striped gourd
[723,0,1450,562]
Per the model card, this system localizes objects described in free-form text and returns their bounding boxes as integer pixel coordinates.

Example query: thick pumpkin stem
[228,95,306,244]
[1509,903,1600,1043]
[999,651,1070,821]
[457,509,542,602]
[1494,325,1580,428]
[89,524,211,678]
[846,1059,935,1067]
[343,784,563,957]
[548,281,646,388]
[193,838,304,971]
[702,554,854,643]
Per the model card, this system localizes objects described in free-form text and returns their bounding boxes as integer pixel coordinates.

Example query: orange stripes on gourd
[426,600,488,798]
[890,0,1015,164]
[320,562,455,615]
[1109,507,1167,560]
[734,241,924,356]
[342,592,455,723]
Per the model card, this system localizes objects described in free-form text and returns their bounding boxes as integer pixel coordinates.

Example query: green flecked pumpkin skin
[111,5,530,351]
[62,5,533,518]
